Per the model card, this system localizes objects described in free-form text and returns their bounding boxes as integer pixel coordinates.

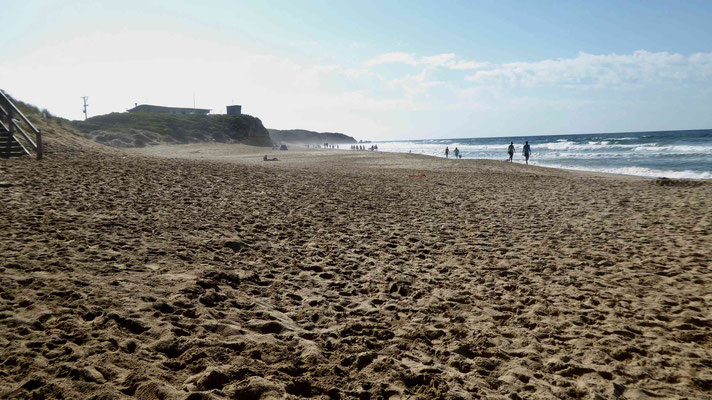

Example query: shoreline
[127,143,687,182]
[366,130,712,180]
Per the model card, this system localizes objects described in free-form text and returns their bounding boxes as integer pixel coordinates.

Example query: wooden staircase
[0,90,42,160]
[1,123,29,158]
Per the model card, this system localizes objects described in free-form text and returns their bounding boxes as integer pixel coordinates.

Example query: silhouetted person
[507,142,515,162]
[445,146,450,158]
[523,141,531,165]
[453,147,460,159]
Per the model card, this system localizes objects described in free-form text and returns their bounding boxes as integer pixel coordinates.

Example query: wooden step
[0,140,24,148]
[0,145,25,152]
[0,151,28,158]
[0,133,29,157]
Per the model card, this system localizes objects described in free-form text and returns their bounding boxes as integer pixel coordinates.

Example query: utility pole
[81,96,89,120]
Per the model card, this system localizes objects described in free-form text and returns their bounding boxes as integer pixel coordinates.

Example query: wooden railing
[0,90,42,160]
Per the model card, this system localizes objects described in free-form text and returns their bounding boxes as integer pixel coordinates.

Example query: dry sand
[1,142,711,399]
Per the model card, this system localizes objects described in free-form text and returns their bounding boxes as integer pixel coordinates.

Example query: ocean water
[375,129,712,179]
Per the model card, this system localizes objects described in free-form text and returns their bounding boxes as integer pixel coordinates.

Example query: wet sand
[1,143,711,399]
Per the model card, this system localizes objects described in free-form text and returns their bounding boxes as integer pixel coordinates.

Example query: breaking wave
[536,164,712,179]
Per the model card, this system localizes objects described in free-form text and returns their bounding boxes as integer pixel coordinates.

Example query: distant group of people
[444,141,532,164]
[351,145,378,151]
[272,144,289,151]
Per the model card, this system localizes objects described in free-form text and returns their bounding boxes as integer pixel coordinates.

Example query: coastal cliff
[268,128,357,145]
[75,113,273,148]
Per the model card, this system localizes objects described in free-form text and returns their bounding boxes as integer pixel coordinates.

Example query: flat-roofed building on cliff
[127,104,210,115]
[226,105,242,115]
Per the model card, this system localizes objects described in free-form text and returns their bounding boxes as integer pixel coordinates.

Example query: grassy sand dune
[1,143,711,399]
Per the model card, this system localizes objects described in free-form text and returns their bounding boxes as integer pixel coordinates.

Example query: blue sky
[2,0,712,140]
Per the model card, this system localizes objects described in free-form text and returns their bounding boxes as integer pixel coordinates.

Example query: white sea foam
[376,142,505,154]
[533,141,633,151]
[632,145,712,153]
[534,163,712,179]
[379,140,711,155]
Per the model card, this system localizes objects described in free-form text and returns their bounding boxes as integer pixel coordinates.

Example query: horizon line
[377,127,712,143]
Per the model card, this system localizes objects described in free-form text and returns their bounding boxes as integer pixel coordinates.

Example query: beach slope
[1,143,710,399]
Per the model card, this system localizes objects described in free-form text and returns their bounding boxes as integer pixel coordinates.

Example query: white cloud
[363,52,419,67]
[420,53,456,67]
[363,49,712,90]
[338,68,375,79]
[363,52,488,70]
[420,81,445,88]
[384,68,446,100]
[448,60,492,70]
[465,50,712,88]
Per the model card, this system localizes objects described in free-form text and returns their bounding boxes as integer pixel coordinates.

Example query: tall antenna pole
[81,96,89,120]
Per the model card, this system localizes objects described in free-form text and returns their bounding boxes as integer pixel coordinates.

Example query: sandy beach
[1,141,711,399]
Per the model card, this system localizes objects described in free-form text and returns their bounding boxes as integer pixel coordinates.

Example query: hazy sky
[2,0,712,140]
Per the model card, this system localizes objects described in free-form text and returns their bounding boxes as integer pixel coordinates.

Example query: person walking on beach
[523,141,531,165]
[453,147,460,159]
[445,146,450,158]
[507,142,515,162]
